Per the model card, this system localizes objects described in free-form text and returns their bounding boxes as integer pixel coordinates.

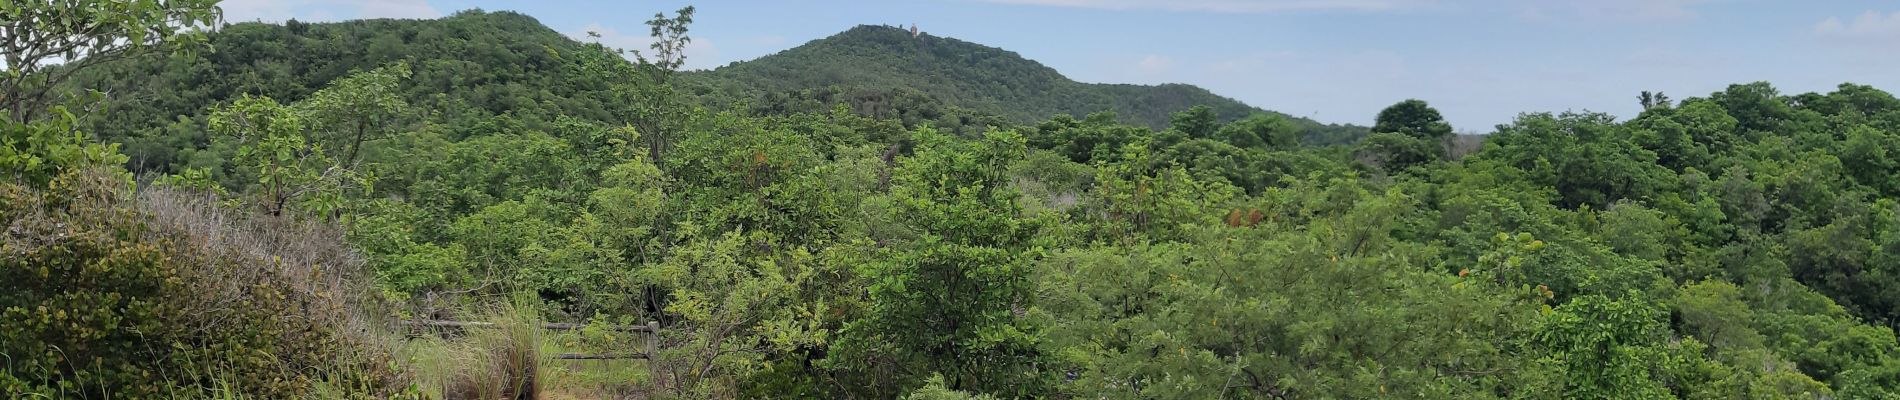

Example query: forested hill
[71,13,1366,174]
[683,25,1369,144]
[21,1,1900,397]
[66,9,632,172]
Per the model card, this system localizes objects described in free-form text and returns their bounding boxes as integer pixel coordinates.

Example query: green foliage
[33,5,1900,398]
[1,106,130,187]
[1355,131,1442,173]
[832,129,1053,397]
[644,229,831,398]
[630,6,697,73]
[1373,99,1454,139]
[1029,112,1141,164]
[208,95,362,216]
[67,10,637,172]
[1530,293,1676,399]
[682,25,1367,143]
[1475,112,1677,209]
[903,375,998,400]
[298,62,414,165]
[1,173,188,398]
[1040,192,1544,398]
[0,173,409,398]
[1218,112,1301,150]
[0,0,220,123]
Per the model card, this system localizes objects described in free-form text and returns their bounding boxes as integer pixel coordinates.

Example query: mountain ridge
[68,12,1368,170]
[684,24,1368,144]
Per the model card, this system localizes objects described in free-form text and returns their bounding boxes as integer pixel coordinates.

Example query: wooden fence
[402,319,659,360]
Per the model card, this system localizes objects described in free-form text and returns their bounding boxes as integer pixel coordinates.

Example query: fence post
[646,320,661,386]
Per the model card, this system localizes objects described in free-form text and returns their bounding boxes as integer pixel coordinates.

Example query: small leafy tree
[833,128,1052,397]
[1,105,128,186]
[1530,293,1677,399]
[208,95,359,216]
[632,6,696,74]
[0,0,221,123]
[630,6,696,164]
[299,62,413,165]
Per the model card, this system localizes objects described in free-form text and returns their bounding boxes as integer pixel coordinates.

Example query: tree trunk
[345,121,366,166]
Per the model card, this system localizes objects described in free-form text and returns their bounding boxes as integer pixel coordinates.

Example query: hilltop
[683,25,1368,144]
[65,10,640,171]
[71,16,1368,163]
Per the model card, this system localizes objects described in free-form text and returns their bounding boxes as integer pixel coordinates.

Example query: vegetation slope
[681,24,1370,144]
[9,2,1900,399]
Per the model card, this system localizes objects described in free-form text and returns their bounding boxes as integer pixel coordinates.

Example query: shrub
[0,171,412,398]
[440,310,542,400]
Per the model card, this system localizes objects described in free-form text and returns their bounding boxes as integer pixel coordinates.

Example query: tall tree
[633,6,696,74]
[632,6,695,165]
[1372,99,1453,139]
[1639,91,1673,110]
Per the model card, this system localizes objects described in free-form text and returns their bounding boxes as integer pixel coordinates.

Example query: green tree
[208,95,356,216]
[1639,91,1673,110]
[299,62,413,165]
[1372,99,1453,140]
[1354,131,1441,173]
[1216,113,1299,150]
[1169,105,1220,140]
[1,106,128,186]
[643,229,832,398]
[1530,293,1677,399]
[631,6,696,164]
[0,0,220,123]
[833,129,1051,397]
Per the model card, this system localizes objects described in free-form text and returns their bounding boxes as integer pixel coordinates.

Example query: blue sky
[221,0,1899,131]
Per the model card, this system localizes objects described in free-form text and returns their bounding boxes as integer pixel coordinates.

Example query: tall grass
[136,186,420,398]
[401,299,544,400]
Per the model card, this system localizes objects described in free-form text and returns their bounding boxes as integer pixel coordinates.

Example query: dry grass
[443,319,542,400]
[401,309,658,399]
[136,186,376,329]
[135,185,414,396]
[133,186,655,398]
[398,302,549,400]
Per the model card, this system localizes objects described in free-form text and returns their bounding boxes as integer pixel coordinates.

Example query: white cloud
[568,23,723,71]
[1514,0,1715,22]
[220,0,439,23]
[1816,10,1900,40]
[976,0,1433,13]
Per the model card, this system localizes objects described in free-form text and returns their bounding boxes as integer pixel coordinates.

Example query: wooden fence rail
[554,353,648,360]
[403,319,660,361]
[402,319,657,332]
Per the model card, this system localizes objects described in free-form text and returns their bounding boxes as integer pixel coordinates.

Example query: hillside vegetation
[8,2,1900,399]
[683,25,1369,144]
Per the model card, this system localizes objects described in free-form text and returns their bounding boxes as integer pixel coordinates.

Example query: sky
[219,0,1900,132]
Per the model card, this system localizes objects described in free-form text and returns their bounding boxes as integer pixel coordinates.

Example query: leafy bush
[0,172,412,398]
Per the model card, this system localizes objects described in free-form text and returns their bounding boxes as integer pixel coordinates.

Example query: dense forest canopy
[8,1,1900,399]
